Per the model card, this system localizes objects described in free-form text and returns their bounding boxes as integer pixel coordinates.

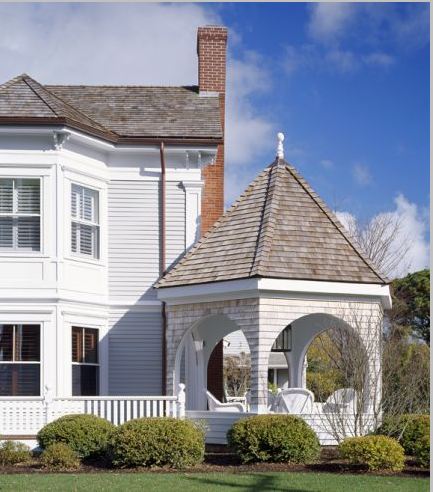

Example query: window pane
[83,190,94,222]
[0,179,13,213]
[17,217,40,251]
[84,329,98,363]
[72,365,99,396]
[0,217,13,248]
[15,325,40,361]
[79,224,94,256]
[71,222,78,253]
[17,179,40,214]
[0,325,13,361]
[72,327,82,363]
[71,185,81,219]
[0,364,40,396]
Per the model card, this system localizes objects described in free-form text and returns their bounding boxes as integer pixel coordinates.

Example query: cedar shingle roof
[0,74,222,142]
[157,158,388,288]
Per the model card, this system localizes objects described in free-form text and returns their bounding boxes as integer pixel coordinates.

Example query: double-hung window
[72,327,99,396]
[0,324,41,396]
[0,178,41,252]
[71,184,99,259]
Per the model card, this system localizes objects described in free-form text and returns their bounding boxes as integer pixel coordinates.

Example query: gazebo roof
[156,157,388,288]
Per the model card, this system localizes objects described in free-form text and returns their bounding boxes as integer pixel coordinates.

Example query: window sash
[71,184,99,258]
[71,326,99,396]
[0,178,41,251]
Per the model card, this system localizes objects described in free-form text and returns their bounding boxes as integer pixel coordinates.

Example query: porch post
[248,340,268,413]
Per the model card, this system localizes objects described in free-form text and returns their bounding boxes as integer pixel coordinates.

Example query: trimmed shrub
[0,441,31,465]
[40,442,80,471]
[37,414,114,459]
[377,414,429,455]
[227,414,320,464]
[412,433,430,468]
[339,435,405,472]
[110,417,205,469]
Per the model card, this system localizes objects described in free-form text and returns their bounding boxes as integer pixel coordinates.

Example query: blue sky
[0,2,429,275]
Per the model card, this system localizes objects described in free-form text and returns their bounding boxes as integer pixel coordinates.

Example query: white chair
[205,390,245,412]
[274,388,314,414]
[315,388,358,414]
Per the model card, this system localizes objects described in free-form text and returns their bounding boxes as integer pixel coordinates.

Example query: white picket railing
[0,383,186,436]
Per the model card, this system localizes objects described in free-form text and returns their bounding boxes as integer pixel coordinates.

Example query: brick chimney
[197,26,227,402]
[197,26,227,236]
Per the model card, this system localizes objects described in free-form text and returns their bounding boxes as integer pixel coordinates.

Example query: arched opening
[267,313,370,412]
[175,315,251,411]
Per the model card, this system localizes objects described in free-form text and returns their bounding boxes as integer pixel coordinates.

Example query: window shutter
[0,179,13,213]
[0,217,13,248]
[71,184,81,219]
[17,217,40,251]
[79,224,94,256]
[71,222,78,253]
[16,179,40,214]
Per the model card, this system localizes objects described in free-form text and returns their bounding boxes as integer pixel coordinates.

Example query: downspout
[159,142,167,395]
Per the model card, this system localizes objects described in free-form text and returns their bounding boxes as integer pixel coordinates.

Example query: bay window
[0,324,41,396]
[0,178,41,251]
[72,326,99,396]
[71,184,99,259]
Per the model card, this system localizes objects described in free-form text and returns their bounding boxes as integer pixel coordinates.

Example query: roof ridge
[284,162,389,283]
[249,160,281,277]
[0,74,28,92]
[156,166,272,287]
[46,84,200,90]
[23,75,116,136]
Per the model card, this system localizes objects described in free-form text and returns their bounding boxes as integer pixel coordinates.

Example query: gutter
[160,141,167,395]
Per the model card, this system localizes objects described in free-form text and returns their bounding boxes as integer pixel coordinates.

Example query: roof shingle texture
[157,159,388,288]
[0,74,222,141]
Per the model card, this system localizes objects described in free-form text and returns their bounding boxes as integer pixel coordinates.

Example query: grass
[0,472,428,491]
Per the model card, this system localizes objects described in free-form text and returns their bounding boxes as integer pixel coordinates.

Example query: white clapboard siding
[165,181,186,268]
[108,309,163,395]
[108,181,160,301]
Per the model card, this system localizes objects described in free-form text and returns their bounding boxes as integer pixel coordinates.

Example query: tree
[223,352,250,398]
[341,212,411,279]
[390,269,430,345]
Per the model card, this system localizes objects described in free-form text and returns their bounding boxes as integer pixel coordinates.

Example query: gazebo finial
[276,132,285,160]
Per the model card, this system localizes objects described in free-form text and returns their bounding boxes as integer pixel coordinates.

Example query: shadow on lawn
[184,473,309,492]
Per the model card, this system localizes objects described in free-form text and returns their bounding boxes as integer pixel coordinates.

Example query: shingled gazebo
[156,135,391,440]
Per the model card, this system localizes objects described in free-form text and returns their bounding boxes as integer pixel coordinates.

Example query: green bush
[412,433,430,468]
[40,442,80,471]
[37,414,114,459]
[339,435,405,472]
[227,414,320,464]
[110,417,205,469]
[377,414,429,455]
[0,441,31,465]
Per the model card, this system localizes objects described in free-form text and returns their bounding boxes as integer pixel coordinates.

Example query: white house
[0,26,391,445]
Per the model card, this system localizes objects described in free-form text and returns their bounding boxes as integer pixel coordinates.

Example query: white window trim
[0,177,41,253]
[70,183,100,260]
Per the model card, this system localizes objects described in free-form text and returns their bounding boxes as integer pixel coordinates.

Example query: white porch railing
[0,384,186,437]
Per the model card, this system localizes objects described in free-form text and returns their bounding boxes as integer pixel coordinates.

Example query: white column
[181,180,204,250]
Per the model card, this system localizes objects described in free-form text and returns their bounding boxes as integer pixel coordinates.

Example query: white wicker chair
[205,390,245,412]
[317,388,357,414]
[274,388,314,414]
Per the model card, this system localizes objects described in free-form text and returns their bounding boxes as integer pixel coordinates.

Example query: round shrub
[37,414,114,459]
[339,435,405,472]
[227,414,320,464]
[110,417,205,469]
[377,414,429,455]
[40,442,80,471]
[0,441,31,465]
[412,433,430,468]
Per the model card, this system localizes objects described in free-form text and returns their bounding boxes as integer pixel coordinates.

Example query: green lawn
[0,472,428,492]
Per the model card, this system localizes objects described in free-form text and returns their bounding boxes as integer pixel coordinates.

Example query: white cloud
[337,194,429,279]
[352,164,372,186]
[362,52,395,67]
[308,3,356,44]
[0,3,275,205]
[320,159,334,170]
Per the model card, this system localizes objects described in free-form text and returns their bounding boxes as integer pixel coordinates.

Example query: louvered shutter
[71,184,99,258]
[0,178,40,251]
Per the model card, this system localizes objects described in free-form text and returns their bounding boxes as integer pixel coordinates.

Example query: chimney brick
[197,26,227,401]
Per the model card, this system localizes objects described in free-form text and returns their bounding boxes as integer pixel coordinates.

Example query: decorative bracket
[53,130,71,150]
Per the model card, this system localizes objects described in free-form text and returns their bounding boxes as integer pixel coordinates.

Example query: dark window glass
[72,365,99,396]
[0,364,40,396]
[72,327,99,396]
[0,325,13,361]
[0,324,40,396]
